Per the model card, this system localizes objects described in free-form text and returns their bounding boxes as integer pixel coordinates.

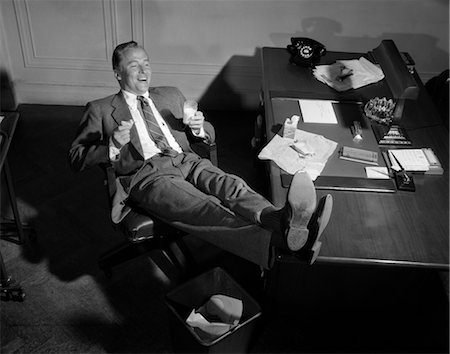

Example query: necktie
[136,95,178,157]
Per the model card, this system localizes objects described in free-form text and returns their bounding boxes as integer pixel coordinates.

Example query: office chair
[98,131,218,280]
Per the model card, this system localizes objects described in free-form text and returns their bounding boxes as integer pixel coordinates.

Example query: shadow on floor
[1,104,448,353]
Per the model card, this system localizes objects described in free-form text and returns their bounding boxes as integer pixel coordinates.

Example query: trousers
[128,152,274,229]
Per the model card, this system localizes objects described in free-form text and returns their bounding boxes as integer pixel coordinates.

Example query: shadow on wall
[269,17,448,78]
[199,16,447,111]
[199,48,262,112]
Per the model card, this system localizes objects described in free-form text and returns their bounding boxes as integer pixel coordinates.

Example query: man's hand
[112,119,134,148]
[186,111,205,135]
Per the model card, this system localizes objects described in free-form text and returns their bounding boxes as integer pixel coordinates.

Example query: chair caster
[1,277,25,302]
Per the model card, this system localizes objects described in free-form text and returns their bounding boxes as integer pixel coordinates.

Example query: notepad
[365,166,390,179]
[388,149,429,172]
[298,99,338,124]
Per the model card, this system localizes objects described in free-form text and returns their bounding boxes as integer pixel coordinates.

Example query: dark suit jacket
[68,86,215,221]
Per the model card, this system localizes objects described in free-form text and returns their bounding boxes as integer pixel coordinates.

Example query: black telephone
[287,37,326,67]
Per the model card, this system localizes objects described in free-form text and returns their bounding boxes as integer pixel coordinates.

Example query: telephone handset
[287,37,326,67]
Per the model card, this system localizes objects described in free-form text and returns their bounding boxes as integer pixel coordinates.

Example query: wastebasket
[165,267,262,353]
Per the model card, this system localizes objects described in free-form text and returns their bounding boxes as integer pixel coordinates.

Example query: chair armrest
[101,162,157,242]
[189,121,218,166]
[100,162,117,206]
[190,140,218,166]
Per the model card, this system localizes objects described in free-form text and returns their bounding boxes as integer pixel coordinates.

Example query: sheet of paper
[365,166,390,179]
[298,99,338,124]
[258,128,338,180]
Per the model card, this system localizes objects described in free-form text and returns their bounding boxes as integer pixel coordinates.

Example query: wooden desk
[261,46,449,270]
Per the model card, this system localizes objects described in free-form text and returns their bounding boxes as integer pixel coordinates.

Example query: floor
[1,104,449,353]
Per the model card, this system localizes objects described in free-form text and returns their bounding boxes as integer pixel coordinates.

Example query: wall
[1,0,448,110]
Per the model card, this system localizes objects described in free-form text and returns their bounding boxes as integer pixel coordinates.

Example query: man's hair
[112,41,140,70]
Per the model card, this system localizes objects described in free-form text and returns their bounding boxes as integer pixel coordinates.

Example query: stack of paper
[313,57,385,92]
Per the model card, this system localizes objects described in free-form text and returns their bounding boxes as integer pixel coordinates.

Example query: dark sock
[259,206,290,250]
[259,206,282,231]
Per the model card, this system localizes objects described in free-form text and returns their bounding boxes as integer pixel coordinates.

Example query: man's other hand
[112,119,134,148]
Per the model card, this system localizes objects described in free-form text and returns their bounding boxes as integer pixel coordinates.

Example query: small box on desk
[165,267,262,353]
[339,146,379,165]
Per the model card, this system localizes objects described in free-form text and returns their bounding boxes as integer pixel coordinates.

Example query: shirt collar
[122,90,150,108]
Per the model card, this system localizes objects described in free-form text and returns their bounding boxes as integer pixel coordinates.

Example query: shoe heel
[286,226,309,251]
[309,241,322,265]
[317,195,333,240]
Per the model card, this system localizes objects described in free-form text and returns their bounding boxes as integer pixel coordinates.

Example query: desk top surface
[261,47,449,269]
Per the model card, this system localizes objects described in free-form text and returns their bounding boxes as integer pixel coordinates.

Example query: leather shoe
[282,171,317,251]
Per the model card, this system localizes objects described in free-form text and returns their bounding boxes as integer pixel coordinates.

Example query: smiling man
[68,41,333,267]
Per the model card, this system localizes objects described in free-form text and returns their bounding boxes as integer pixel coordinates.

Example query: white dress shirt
[109,90,184,160]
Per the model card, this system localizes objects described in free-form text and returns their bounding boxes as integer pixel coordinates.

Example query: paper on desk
[258,129,338,180]
[298,100,338,124]
[365,166,390,179]
[313,57,384,92]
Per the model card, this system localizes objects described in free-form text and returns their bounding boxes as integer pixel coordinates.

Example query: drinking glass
[183,100,198,124]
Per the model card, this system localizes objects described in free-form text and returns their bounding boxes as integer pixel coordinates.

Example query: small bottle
[283,115,300,139]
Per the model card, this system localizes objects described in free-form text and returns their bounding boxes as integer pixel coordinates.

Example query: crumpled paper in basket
[186,294,243,342]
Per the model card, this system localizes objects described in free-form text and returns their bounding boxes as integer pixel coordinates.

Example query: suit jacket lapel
[111,92,144,158]
[149,90,178,137]
[149,88,192,152]
[111,92,131,125]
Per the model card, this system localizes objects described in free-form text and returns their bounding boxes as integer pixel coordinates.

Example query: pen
[390,151,411,182]
[381,151,394,176]
[389,151,403,171]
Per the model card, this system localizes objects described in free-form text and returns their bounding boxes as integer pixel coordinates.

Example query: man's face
[114,47,152,95]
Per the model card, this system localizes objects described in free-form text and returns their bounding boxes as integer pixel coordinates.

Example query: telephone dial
[287,37,326,67]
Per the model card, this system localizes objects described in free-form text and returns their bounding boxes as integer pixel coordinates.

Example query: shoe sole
[285,172,317,251]
[308,194,333,264]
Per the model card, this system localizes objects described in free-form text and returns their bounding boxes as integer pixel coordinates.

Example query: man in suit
[69,41,333,265]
